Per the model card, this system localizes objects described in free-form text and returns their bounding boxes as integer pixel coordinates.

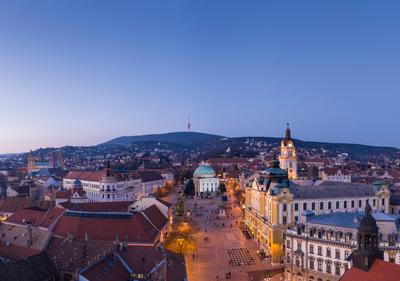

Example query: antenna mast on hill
[187,115,191,132]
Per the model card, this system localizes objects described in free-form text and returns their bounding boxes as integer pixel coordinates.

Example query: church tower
[27,150,35,174]
[58,149,65,170]
[49,149,55,169]
[279,124,297,180]
[352,202,383,271]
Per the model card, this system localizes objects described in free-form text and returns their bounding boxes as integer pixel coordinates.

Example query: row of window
[294,198,384,212]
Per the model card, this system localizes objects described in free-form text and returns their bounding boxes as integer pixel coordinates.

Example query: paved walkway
[184,190,283,281]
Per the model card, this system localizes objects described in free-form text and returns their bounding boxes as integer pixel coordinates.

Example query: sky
[0,1,400,153]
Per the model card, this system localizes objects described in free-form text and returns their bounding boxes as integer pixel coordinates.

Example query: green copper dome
[194,165,215,176]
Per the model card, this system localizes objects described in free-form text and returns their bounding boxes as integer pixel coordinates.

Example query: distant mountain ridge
[100,131,400,160]
[101,131,224,146]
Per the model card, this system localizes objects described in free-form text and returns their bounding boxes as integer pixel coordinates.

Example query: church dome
[194,165,215,177]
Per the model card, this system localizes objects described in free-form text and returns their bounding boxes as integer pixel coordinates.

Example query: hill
[100,132,400,161]
[101,132,224,146]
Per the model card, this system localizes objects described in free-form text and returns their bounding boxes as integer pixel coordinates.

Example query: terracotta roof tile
[53,212,159,244]
[340,259,400,281]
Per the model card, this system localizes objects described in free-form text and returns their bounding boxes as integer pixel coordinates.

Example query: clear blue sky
[0,1,399,153]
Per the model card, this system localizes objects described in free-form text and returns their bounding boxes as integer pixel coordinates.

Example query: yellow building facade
[244,158,294,264]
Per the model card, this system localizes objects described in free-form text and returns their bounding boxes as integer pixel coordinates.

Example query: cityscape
[1,1,400,281]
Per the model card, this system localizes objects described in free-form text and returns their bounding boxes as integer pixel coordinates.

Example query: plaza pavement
[184,190,284,281]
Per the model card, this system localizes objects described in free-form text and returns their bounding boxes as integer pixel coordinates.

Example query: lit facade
[279,125,298,180]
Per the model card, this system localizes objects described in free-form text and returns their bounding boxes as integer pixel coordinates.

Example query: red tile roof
[53,212,159,244]
[137,171,164,182]
[119,246,164,274]
[5,209,46,226]
[142,205,168,231]
[65,171,106,182]
[46,237,115,272]
[59,201,132,212]
[340,259,400,281]
[0,241,40,260]
[4,207,65,229]
[0,197,36,213]
[81,256,129,281]
[206,158,249,164]
[155,197,173,208]
[39,208,65,229]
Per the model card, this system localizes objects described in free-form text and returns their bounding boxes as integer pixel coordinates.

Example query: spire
[58,149,65,170]
[187,115,191,132]
[49,149,55,169]
[285,123,291,139]
[352,200,383,271]
[105,160,112,177]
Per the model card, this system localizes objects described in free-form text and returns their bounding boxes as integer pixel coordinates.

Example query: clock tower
[279,124,297,180]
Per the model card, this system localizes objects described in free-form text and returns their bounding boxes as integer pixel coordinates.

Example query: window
[389,253,396,263]
[295,203,299,211]
[328,202,331,210]
[318,246,322,256]
[335,263,341,275]
[310,244,314,254]
[335,249,341,259]
[312,202,316,210]
[295,256,300,267]
[320,202,324,210]
[317,259,323,272]
[297,241,302,250]
[303,202,307,210]
[382,198,385,206]
[336,201,340,209]
[359,200,362,208]
[373,199,376,207]
[344,201,347,208]
[295,216,298,222]
[286,253,291,263]
[309,258,315,270]
[326,261,332,274]
[283,203,287,212]
[326,247,331,258]
[283,216,287,225]
[287,240,291,249]
[351,200,355,208]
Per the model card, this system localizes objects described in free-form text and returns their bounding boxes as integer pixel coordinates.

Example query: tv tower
[187,115,191,132]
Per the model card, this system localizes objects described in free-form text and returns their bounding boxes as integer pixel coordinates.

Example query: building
[244,157,294,264]
[320,168,352,183]
[63,161,140,202]
[340,204,400,281]
[136,170,165,197]
[284,203,399,281]
[78,246,187,281]
[245,170,391,266]
[279,124,298,181]
[55,179,88,205]
[192,164,219,196]
[27,149,65,174]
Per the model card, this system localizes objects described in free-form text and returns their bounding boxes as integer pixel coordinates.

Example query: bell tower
[352,202,383,271]
[279,124,297,180]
